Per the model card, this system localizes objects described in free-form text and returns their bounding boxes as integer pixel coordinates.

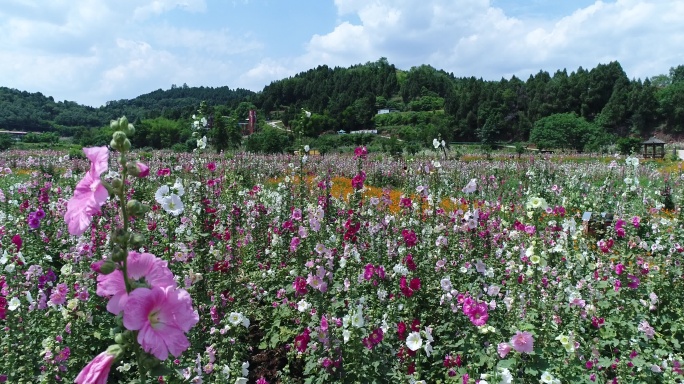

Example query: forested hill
[1,58,684,148]
[0,85,255,134]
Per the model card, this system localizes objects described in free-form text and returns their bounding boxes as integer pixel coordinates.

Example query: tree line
[1,58,683,153]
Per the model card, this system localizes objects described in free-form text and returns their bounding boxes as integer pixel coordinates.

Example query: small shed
[642,137,666,158]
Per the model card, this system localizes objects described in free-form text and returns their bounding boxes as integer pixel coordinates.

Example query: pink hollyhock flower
[96,251,176,315]
[123,286,199,360]
[510,331,534,354]
[74,351,116,384]
[64,147,109,235]
[497,342,512,358]
[468,302,489,326]
[135,162,150,178]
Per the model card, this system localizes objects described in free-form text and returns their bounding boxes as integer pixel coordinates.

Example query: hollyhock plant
[123,286,199,360]
[64,146,109,235]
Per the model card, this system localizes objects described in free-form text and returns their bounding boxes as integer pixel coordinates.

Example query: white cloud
[293,0,684,81]
[132,0,207,20]
[1,0,683,107]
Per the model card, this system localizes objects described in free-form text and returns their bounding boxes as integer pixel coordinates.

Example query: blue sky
[0,0,682,107]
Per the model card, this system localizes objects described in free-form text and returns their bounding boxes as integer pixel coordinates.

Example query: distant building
[0,130,28,141]
[350,130,378,135]
[377,108,399,115]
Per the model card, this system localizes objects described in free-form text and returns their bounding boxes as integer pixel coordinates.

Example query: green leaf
[497,359,515,369]
[148,364,175,377]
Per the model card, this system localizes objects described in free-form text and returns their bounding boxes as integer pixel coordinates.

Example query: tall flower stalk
[68,117,199,384]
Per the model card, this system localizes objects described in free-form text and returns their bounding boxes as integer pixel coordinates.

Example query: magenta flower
[64,147,109,236]
[135,162,150,178]
[11,234,21,252]
[510,331,534,353]
[354,146,368,159]
[74,351,116,384]
[468,302,489,326]
[351,171,366,190]
[123,286,199,360]
[96,251,176,315]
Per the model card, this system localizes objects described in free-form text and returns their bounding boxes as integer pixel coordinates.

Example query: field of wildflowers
[0,123,683,383]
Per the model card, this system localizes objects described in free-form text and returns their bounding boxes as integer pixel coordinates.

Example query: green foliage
[5,60,684,152]
[22,131,59,144]
[211,114,242,153]
[0,134,13,151]
[132,117,192,149]
[245,126,292,153]
[616,136,643,155]
[530,113,602,151]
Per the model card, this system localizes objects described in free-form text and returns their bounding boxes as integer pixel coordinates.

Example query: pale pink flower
[510,331,534,354]
[96,251,176,315]
[64,147,109,235]
[497,342,511,358]
[74,351,116,384]
[123,286,199,360]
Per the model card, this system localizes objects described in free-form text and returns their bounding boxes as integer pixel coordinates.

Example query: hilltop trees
[529,113,605,152]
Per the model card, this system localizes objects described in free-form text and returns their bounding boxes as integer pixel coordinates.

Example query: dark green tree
[530,113,602,151]
[0,134,13,150]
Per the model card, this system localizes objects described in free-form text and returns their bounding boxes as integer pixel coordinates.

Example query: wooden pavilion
[642,137,666,158]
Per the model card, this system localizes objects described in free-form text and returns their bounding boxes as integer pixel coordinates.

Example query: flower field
[1,142,684,383]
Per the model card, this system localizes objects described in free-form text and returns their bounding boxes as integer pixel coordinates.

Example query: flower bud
[111,178,123,189]
[127,162,149,178]
[111,247,126,262]
[130,233,145,249]
[118,116,129,130]
[99,260,117,275]
[126,200,144,216]
[105,344,124,359]
[112,131,127,145]
[110,120,120,130]
[113,333,125,345]
[125,123,135,137]
[122,139,131,152]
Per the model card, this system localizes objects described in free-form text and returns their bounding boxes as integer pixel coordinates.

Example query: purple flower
[27,214,41,229]
[627,274,640,289]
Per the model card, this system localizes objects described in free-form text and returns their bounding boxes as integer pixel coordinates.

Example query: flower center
[148,309,162,328]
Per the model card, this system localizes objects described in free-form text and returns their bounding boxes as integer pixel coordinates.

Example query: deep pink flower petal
[136,162,150,178]
[74,351,115,384]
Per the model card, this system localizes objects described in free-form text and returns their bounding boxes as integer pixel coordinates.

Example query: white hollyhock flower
[155,185,170,204]
[297,299,311,312]
[173,178,185,197]
[462,178,477,194]
[8,297,20,311]
[406,331,422,351]
[228,312,244,326]
[161,194,184,216]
